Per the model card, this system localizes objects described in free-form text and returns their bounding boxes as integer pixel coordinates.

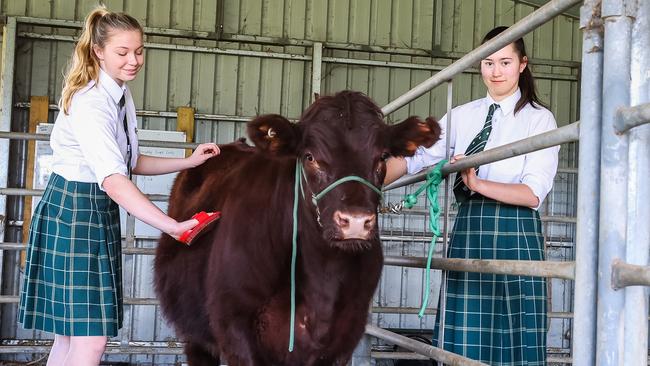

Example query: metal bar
[385,122,580,190]
[372,353,579,364]
[0,188,169,201]
[0,295,599,321]
[0,243,574,279]
[437,80,454,360]
[0,295,161,305]
[624,2,650,363]
[13,102,295,124]
[18,32,312,61]
[0,17,16,243]
[15,32,578,82]
[0,342,184,355]
[614,102,650,133]
[572,1,604,364]
[12,16,580,68]
[0,232,574,251]
[516,0,581,18]
[380,0,582,115]
[15,102,255,122]
[365,325,489,366]
[312,42,322,100]
[221,33,582,68]
[612,260,650,288]
[371,352,429,360]
[0,17,17,315]
[321,56,578,81]
[596,1,634,364]
[558,167,579,174]
[383,256,575,280]
[14,16,218,40]
[0,131,203,149]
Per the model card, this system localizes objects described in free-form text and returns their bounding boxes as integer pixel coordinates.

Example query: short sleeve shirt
[50,69,139,189]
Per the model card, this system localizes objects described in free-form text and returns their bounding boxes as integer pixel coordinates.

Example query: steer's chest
[255,293,342,363]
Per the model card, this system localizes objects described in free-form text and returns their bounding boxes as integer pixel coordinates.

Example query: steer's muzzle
[333,210,377,240]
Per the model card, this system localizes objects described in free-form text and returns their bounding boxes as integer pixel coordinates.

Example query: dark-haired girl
[386,26,558,364]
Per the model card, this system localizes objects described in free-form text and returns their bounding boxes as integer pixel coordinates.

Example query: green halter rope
[289,159,383,351]
[400,159,448,317]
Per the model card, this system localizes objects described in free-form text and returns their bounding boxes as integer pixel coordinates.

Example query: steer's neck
[297,225,381,323]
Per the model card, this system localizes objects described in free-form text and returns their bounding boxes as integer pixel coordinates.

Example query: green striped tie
[453,103,499,203]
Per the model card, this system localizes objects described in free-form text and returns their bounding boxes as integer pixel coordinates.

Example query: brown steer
[154,91,441,366]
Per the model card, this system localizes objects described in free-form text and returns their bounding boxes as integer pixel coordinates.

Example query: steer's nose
[333,210,376,239]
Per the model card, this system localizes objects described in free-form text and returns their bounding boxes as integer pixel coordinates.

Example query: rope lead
[401,159,448,318]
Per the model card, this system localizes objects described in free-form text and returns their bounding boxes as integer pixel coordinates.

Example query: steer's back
[153,140,257,345]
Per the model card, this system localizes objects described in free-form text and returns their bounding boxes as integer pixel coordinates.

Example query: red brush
[178,211,221,245]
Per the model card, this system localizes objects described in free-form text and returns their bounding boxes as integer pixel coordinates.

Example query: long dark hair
[481,26,546,114]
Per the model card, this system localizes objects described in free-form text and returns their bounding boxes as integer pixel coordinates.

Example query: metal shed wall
[1,0,581,364]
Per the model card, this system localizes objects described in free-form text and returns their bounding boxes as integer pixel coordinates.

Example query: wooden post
[22,96,49,266]
[176,106,195,157]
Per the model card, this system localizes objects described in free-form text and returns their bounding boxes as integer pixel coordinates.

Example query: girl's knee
[53,334,71,347]
[71,336,107,355]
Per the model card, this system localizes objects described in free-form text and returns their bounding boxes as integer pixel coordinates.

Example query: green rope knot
[403,194,418,209]
[399,159,448,317]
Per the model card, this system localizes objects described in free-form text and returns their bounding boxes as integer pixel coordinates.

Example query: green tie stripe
[453,103,499,202]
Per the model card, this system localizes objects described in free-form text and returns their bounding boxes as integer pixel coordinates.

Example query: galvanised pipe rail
[0,188,169,202]
[17,32,578,81]
[20,32,312,62]
[614,102,650,134]
[572,1,604,364]
[384,256,575,280]
[623,1,650,363]
[611,259,650,289]
[365,325,489,366]
[11,16,582,68]
[381,0,582,115]
[384,122,580,190]
[0,340,185,355]
[596,1,634,364]
[0,241,575,279]
[13,101,262,122]
[0,131,202,149]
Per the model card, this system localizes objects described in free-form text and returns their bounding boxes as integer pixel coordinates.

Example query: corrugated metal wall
[1,0,581,364]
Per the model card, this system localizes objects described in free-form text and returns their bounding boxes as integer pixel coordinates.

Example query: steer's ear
[247,114,300,155]
[386,116,442,157]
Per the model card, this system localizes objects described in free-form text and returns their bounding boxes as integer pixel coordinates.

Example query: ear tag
[267,128,276,138]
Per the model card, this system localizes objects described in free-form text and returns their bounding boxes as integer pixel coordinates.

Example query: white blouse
[50,69,139,189]
[405,88,559,209]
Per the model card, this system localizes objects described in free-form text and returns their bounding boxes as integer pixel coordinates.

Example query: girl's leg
[63,336,107,366]
[46,335,70,366]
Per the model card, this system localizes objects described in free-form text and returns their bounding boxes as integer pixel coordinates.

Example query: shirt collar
[98,69,127,106]
[485,88,521,117]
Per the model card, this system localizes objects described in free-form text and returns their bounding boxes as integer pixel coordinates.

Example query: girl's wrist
[185,156,198,169]
[471,178,485,194]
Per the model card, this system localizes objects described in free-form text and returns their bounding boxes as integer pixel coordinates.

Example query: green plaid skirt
[434,195,547,366]
[19,173,123,336]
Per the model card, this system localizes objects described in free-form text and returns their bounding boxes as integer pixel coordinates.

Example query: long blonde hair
[60,6,143,114]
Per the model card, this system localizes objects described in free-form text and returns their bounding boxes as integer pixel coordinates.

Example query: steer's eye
[305,153,315,162]
[380,151,390,161]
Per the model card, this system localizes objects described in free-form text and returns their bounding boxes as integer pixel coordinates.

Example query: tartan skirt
[19,173,123,336]
[433,195,547,366]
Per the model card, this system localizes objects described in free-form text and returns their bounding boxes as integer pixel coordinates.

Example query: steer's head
[248,91,441,251]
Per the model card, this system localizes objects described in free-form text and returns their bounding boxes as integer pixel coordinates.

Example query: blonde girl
[19,7,219,365]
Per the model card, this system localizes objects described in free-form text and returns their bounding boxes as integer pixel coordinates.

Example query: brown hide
[154,91,441,366]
